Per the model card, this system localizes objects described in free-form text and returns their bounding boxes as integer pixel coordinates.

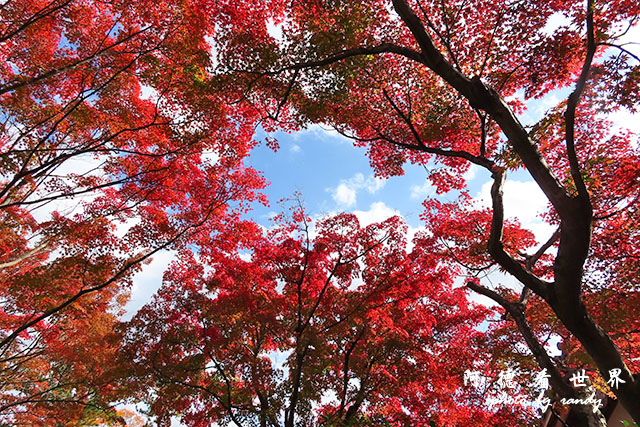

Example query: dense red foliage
[122,208,530,426]
[2,0,640,425]
[211,0,640,424]
[0,0,265,423]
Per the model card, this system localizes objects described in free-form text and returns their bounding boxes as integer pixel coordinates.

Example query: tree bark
[389,0,640,422]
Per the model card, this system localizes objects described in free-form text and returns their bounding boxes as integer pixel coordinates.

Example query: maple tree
[2,0,640,426]
[209,0,640,424]
[0,0,265,423]
[122,206,530,426]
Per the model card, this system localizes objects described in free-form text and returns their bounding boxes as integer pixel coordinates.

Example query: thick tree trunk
[384,1,640,421]
[554,301,640,423]
[467,281,607,427]
[565,402,608,427]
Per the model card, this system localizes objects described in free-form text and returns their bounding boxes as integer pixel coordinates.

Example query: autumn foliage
[122,208,527,426]
[2,0,640,426]
[1,0,265,423]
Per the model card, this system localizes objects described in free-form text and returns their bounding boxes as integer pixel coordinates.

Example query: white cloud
[410,180,434,200]
[139,84,159,101]
[609,108,640,144]
[352,201,400,226]
[364,176,385,193]
[474,179,555,243]
[616,20,640,58]
[292,123,350,144]
[238,251,252,262]
[350,202,424,252]
[405,224,425,253]
[201,150,220,164]
[533,93,560,117]
[29,153,105,222]
[597,24,640,145]
[329,173,386,208]
[113,217,141,239]
[266,18,284,43]
[333,183,357,207]
[290,143,301,153]
[464,164,479,182]
[541,12,569,36]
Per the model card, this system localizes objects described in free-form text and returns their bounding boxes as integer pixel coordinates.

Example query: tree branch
[391,0,574,218]
[486,168,551,299]
[564,0,595,201]
[466,280,575,398]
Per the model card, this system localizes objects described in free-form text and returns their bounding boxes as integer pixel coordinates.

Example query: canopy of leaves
[121,208,530,426]
[2,0,640,425]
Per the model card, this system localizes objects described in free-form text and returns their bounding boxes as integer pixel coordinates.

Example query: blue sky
[247,125,448,228]
[123,89,640,317]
